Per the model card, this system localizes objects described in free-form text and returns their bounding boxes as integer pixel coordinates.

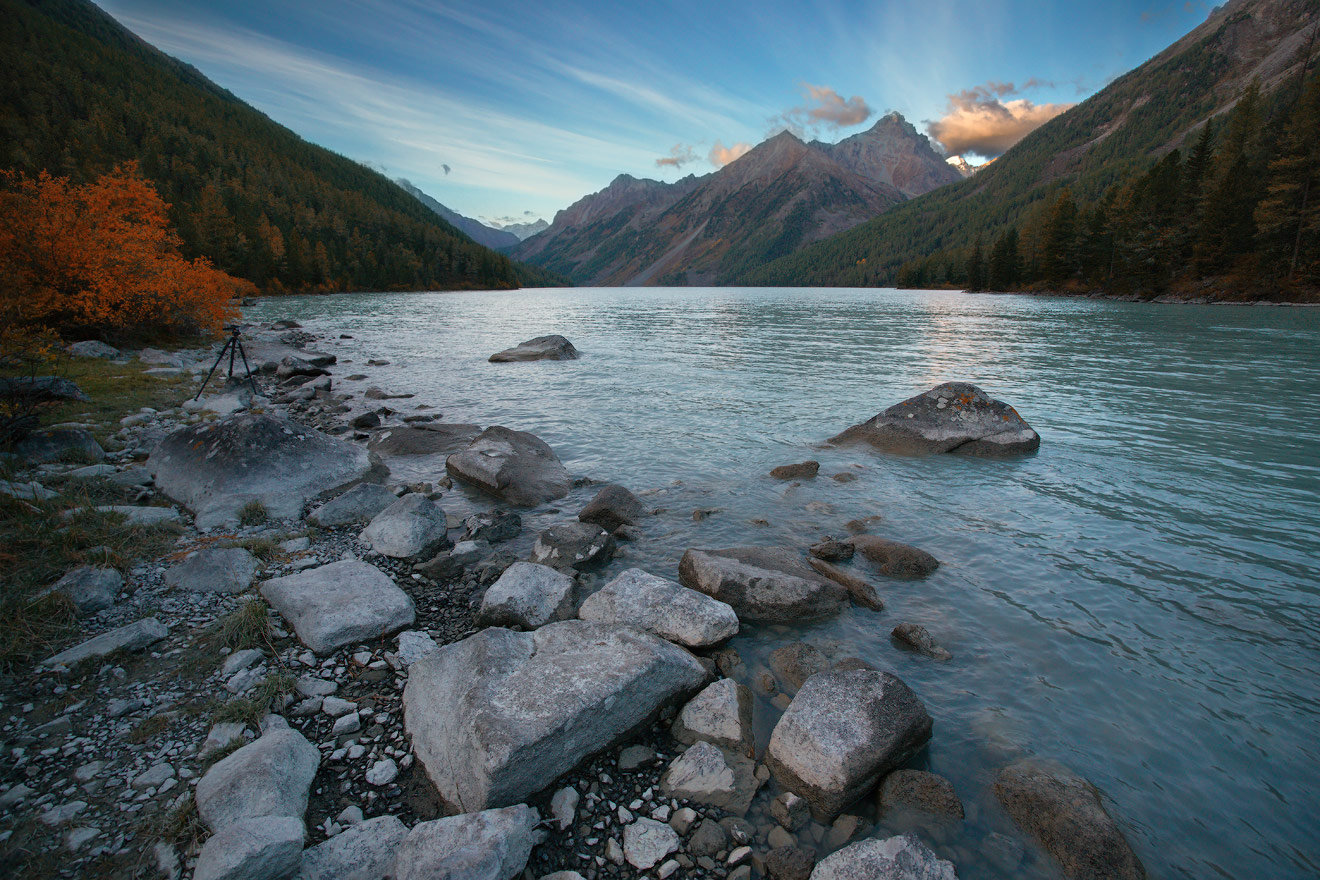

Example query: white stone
[221,648,265,677]
[359,494,451,559]
[321,696,357,718]
[622,817,679,871]
[132,763,175,790]
[673,677,754,755]
[550,786,579,831]
[366,759,398,786]
[809,833,958,880]
[395,630,439,667]
[195,729,319,833]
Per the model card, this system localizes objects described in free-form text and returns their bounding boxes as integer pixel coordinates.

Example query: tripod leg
[195,338,233,400]
[228,335,237,379]
[236,340,259,396]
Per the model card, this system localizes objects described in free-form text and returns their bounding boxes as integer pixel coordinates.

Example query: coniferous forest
[0,0,563,294]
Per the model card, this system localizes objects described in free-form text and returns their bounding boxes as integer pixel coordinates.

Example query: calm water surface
[246,288,1320,880]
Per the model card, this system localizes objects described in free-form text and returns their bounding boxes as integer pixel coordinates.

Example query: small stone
[65,826,100,851]
[221,648,264,677]
[669,807,698,836]
[332,713,361,736]
[132,763,175,790]
[336,805,365,825]
[623,817,680,870]
[618,744,657,771]
[365,758,398,786]
[321,696,358,718]
[551,786,579,831]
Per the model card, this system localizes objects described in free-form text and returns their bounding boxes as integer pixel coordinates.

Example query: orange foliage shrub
[0,163,250,339]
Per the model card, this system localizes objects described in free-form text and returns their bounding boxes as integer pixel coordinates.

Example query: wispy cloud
[925,80,1074,158]
[656,143,698,168]
[708,141,752,167]
[769,83,873,138]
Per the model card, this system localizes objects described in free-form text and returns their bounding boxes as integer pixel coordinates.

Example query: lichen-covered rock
[830,382,1038,456]
[150,414,372,528]
[766,669,933,821]
[579,568,738,648]
[659,741,760,816]
[402,621,705,811]
[446,426,572,507]
[994,759,1146,880]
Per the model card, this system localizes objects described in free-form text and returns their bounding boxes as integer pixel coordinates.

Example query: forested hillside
[742,0,1319,299]
[0,0,562,293]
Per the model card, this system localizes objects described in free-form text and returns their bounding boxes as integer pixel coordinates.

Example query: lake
[245,287,1320,880]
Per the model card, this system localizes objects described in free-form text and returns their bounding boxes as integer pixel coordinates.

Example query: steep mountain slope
[496,218,550,240]
[397,179,520,251]
[516,118,958,285]
[0,0,560,292]
[742,0,1320,287]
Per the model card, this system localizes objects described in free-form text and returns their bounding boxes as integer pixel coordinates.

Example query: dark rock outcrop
[830,382,1039,456]
[489,335,580,362]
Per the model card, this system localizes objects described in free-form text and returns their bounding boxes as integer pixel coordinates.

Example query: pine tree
[988,228,1020,290]
[1255,76,1320,281]
[1041,190,1079,286]
[966,235,986,291]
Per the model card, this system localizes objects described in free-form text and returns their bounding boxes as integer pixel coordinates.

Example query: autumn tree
[0,163,248,340]
[1255,77,1320,282]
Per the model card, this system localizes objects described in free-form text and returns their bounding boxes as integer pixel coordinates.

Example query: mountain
[946,156,978,178]
[742,0,1320,288]
[0,0,562,292]
[396,179,520,250]
[493,218,550,240]
[516,114,956,286]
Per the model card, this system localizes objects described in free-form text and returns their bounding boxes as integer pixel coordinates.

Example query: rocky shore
[0,325,1147,880]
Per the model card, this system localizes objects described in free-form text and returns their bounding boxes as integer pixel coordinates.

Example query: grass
[233,535,280,561]
[211,672,296,727]
[237,500,267,526]
[204,600,271,653]
[125,713,170,744]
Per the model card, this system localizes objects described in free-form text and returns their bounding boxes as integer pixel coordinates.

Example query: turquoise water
[246,288,1320,879]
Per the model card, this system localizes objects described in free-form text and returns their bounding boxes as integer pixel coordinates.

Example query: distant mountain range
[741,0,1320,288]
[491,218,550,241]
[396,179,521,250]
[515,112,960,285]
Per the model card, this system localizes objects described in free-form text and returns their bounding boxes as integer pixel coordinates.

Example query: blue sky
[96,0,1215,225]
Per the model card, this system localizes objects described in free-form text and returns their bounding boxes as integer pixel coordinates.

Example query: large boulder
[578,484,646,532]
[402,620,706,811]
[69,340,120,359]
[193,815,305,880]
[306,483,398,528]
[830,382,1039,456]
[446,426,572,507]
[194,728,320,832]
[678,548,847,622]
[0,376,90,403]
[359,494,452,559]
[530,522,615,571]
[848,536,939,579]
[766,669,933,821]
[150,414,373,528]
[394,805,539,880]
[994,759,1146,880]
[297,815,407,880]
[489,335,579,362]
[163,548,259,595]
[809,833,958,880]
[477,561,577,629]
[367,424,481,457]
[260,560,416,654]
[578,568,739,649]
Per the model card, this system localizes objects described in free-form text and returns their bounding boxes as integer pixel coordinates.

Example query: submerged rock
[770,461,820,480]
[446,425,572,507]
[848,536,939,579]
[678,548,847,622]
[830,382,1038,456]
[766,669,933,821]
[891,623,952,661]
[878,769,964,820]
[402,620,705,811]
[150,413,373,528]
[489,335,580,362]
[994,758,1146,880]
[578,484,646,531]
[807,559,884,611]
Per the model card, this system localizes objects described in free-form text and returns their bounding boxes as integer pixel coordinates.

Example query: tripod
[195,325,259,400]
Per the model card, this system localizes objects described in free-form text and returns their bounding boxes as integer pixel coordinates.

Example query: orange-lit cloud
[770,83,873,137]
[656,143,698,168]
[708,140,752,167]
[926,81,1073,158]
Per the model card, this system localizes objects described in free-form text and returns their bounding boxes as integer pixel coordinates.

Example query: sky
[96,0,1217,226]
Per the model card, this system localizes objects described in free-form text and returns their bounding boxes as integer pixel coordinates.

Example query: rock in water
[810,833,958,880]
[445,425,572,507]
[578,568,739,649]
[578,484,646,531]
[877,770,964,819]
[848,536,939,579]
[150,413,373,528]
[488,335,579,362]
[678,548,847,622]
[393,805,539,880]
[359,494,452,559]
[530,522,615,571]
[770,461,820,480]
[194,728,319,832]
[402,620,706,811]
[891,623,952,661]
[994,759,1146,880]
[367,424,481,457]
[163,548,259,595]
[477,561,577,629]
[260,560,415,654]
[830,382,1039,456]
[765,669,932,821]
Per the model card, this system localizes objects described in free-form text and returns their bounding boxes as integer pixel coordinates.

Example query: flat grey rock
[195,728,319,833]
[766,669,932,822]
[678,548,847,622]
[394,805,539,880]
[150,413,373,528]
[69,340,120,359]
[530,522,615,571]
[445,426,571,507]
[306,483,398,528]
[403,620,706,811]
[44,617,168,668]
[830,382,1038,456]
[622,817,679,870]
[164,548,259,595]
[489,335,579,362]
[809,833,958,880]
[477,561,577,630]
[297,815,406,880]
[579,568,739,649]
[193,815,304,880]
[261,560,415,654]
[48,566,121,615]
[359,493,451,559]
